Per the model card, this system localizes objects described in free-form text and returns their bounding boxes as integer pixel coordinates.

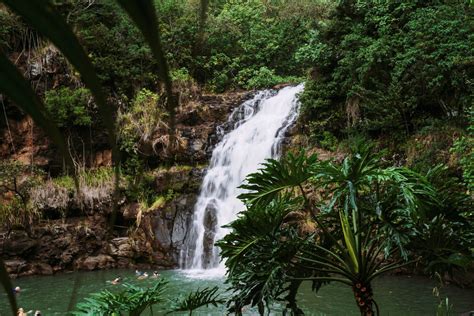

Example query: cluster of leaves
[451,107,474,191]
[52,166,115,192]
[170,286,225,315]
[0,161,44,231]
[218,145,473,315]
[118,89,165,157]
[53,0,158,96]
[44,87,93,127]
[0,6,25,51]
[194,0,328,91]
[72,281,224,316]
[73,281,167,316]
[299,1,473,140]
[60,0,332,93]
[410,165,473,275]
[117,88,166,203]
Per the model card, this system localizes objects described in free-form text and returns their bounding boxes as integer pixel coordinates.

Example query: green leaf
[339,211,359,273]
[168,286,225,314]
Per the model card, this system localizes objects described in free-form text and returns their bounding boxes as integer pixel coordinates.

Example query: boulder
[35,262,53,275]
[2,231,37,256]
[4,259,27,274]
[78,254,115,271]
[109,238,134,258]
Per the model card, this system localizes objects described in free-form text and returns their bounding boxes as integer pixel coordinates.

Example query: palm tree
[217,196,308,315]
[219,144,437,315]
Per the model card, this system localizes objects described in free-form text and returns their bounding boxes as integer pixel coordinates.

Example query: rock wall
[0,87,252,277]
[1,159,208,277]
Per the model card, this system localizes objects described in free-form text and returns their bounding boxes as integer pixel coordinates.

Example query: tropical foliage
[72,281,167,316]
[72,282,224,316]
[44,87,93,128]
[218,145,473,315]
[0,161,44,232]
[299,1,473,138]
[0,0,472,315]
[168,286,225,315]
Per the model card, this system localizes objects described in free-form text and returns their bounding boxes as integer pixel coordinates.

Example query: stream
[1,270,473,315]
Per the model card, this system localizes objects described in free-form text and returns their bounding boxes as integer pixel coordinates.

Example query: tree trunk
[286,280,304,315]
[352,281,375,315]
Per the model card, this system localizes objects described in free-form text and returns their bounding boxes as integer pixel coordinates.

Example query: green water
[1,270,473,315]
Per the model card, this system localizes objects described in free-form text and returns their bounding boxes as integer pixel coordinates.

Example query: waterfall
[181,84,304,274]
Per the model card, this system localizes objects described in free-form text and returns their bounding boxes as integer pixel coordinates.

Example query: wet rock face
[0,165,208,276]
[150,165,206,259]
[202,203,218,269]
[138,92,252,165]
[152,193,197,266]
[4,260,53,277]
[153,166,205,194]
[108,237,134,258]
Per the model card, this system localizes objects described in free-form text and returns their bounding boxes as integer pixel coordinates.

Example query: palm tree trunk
[352,281,375,315]
[286,280,304,315]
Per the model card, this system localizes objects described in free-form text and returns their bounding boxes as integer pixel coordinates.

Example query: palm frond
[218,196,301,274]
[238,151,318,207]
[71,289,125,315]
[72,281,168,316]
[123,281,167,316]
[169,286,224,315]
[217,195,307,314]
[339,211,359,273]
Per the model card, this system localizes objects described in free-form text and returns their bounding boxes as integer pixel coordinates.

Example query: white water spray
[182,84,304,276]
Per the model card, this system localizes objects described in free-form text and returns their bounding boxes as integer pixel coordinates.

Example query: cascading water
[181,84,304,275]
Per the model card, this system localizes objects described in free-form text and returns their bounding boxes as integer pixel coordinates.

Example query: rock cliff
[0,84,251,276]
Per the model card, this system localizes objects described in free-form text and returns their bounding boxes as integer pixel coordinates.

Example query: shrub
[451,108,474,191]
[300,1,473,137]
[119,88,164,152]
[0,196,40,230]
[308,125,339,151]
[0,161,44,230]
[44,87,93,127]
[241,67,299,90]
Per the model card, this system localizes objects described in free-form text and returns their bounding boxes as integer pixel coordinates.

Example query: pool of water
[1,269,473,315]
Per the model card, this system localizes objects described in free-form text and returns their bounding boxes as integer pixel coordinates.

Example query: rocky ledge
[0,88,254,277]
[0,164,207,278]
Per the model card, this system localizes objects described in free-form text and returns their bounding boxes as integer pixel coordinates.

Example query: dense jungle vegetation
[0,0,472,315]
